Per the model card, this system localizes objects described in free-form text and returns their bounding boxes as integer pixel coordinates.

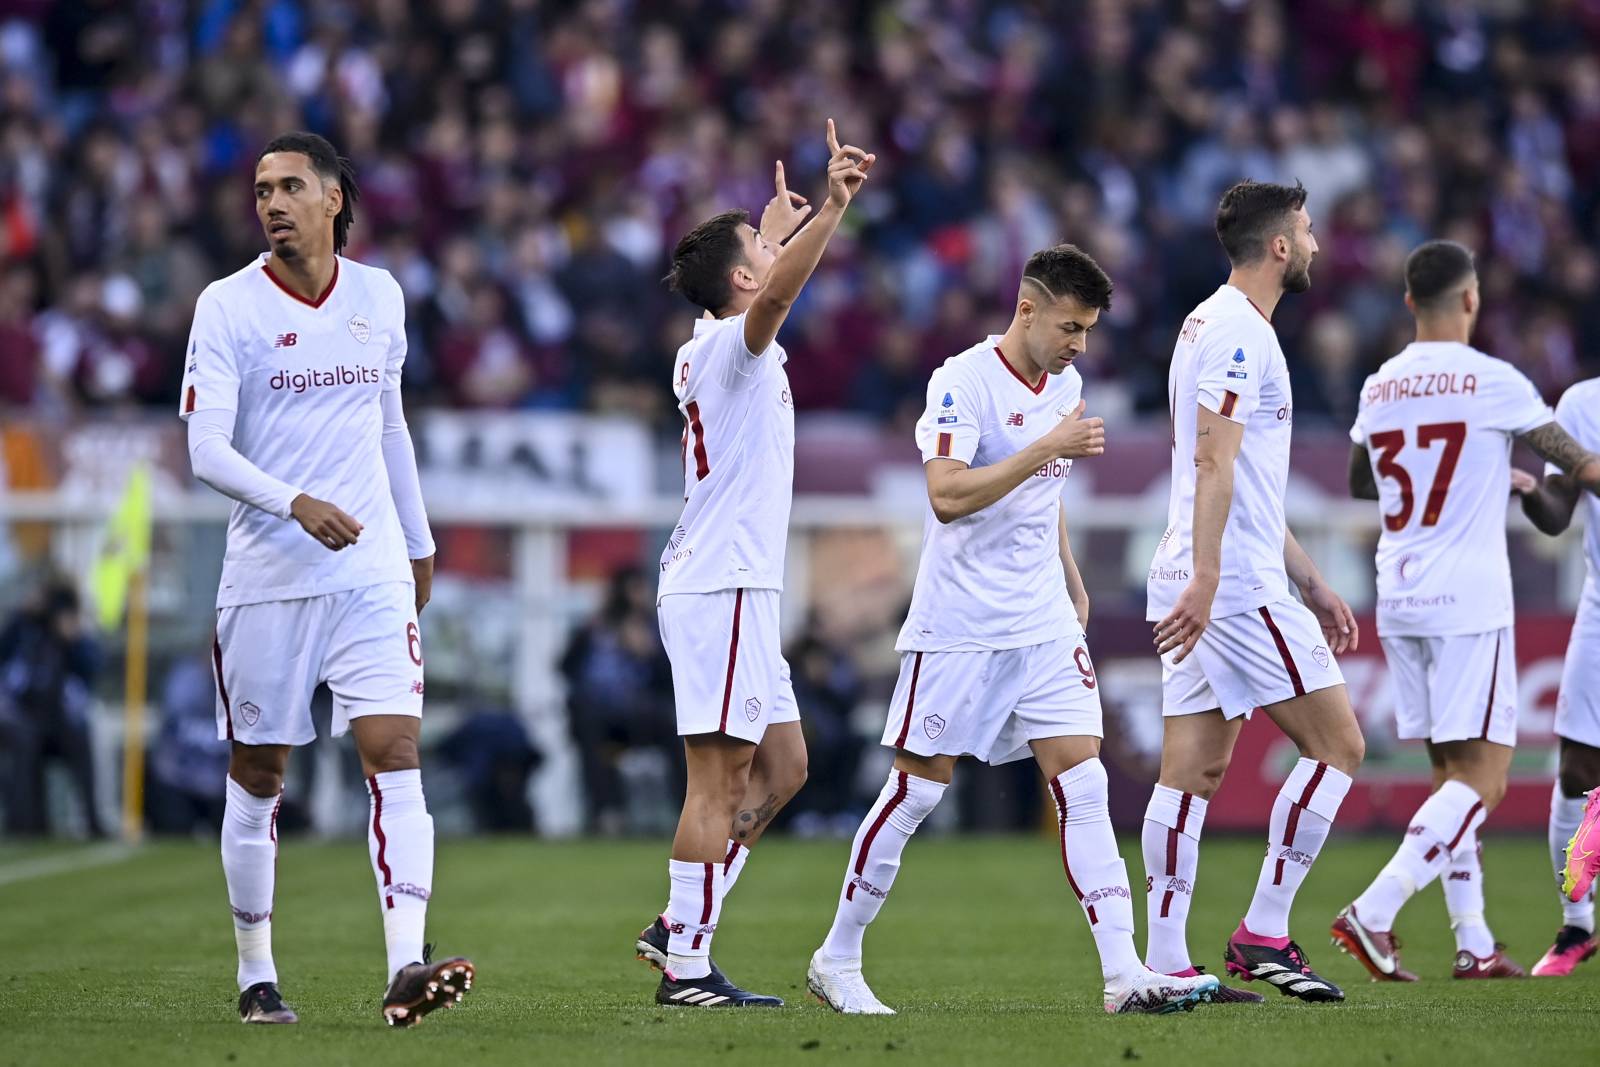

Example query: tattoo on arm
[1519,422,1598,476]
[732,793,780,842]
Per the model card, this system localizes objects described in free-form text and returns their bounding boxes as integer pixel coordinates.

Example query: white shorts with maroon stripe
[658,588,799,744]
[1556,601,1600,748]
[213,581,424,746]
[1160,598,1344,720]
[1381,626,1517,746]
[881,636,1103,766]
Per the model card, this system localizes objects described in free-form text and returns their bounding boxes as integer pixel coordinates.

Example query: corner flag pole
[120,567,148,844]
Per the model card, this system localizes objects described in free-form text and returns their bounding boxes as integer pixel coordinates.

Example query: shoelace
[1285,941,1311,969]
[421,942,434,965]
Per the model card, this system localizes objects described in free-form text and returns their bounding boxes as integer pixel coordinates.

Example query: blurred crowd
[0,0,1598,433]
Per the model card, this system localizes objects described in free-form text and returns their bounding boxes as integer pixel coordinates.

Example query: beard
[1283,250,1312,293]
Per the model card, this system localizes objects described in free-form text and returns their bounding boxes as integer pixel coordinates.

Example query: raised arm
[1348,444,1378,500]
[924,400,1103,523]
[743,120,874,355]
[1060,502,1089,630]
[1518,421,1600,494]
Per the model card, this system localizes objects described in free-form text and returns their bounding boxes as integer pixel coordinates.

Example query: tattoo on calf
[733,792,780,841]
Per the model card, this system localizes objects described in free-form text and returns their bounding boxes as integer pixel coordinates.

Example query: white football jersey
[1147,285,1294,622]
[1547,378,1600,612]
[657,312,794,598]
[896,337,1083,653]
[180,254,412,608]
[1350,341,1552,636]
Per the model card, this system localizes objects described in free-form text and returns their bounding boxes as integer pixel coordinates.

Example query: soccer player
[1144,180,1361,1003]
[806,245,1220,1017]
[1511,371,1600,975]
[181,132,471,1026]
[631,121,873,1008]
[1331,240,1600,981]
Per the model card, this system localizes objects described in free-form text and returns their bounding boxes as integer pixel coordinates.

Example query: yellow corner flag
[92,464,154,843]
[92,463,153,631]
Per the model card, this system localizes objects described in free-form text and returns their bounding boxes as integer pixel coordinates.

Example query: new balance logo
[410,680,425,695]
[1447,870,1473,882]
[274,332,298,347]
[1006,412,1024,426]
[668,921,685,934]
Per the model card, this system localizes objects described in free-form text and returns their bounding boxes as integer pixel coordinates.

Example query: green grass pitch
[0,834,1591,1066]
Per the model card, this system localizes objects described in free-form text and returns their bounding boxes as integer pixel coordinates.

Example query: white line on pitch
[0,843,137,888]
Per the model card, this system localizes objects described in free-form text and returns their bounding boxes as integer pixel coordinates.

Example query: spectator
[0,577,103,837]
[145,651,230,836]
[558,566,675,834]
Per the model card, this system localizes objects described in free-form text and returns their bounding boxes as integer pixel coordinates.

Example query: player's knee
[1476,777,1507,811]
[362,735,421,775]
[1161,756,1228,800]
[228,764,283,798]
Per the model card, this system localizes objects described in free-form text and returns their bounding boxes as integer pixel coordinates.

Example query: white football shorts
[213,581,424,746]
[1557,604,1600,748]
[658,588,799,744]
[1380,626,1517,747]
[1161,598,1345,720]
[881,636,1104,766]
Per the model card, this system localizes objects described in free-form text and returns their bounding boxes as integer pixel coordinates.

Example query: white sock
[366,770,434,983]
[1048,759,1143,982]
[222,775,280,991]
[1243,759,1352,938]
[664,859,724,980]
[1551,783,1597,932]
[722,839,751,896]
[1353,779,1485,932]
[1442,834,1496,957]
[821,770,947,962]
[1141,785,1206,974]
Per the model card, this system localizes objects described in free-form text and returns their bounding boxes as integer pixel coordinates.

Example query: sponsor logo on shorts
[923,713,946,740]
[348,314,371,344]
[1312,645,1329,669]
[744,697,762,722]
[239,700,261,727]
[849,874,888,900]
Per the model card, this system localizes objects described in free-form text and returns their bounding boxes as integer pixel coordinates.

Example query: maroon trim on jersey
[1478,633,1502,740]
[690,861,714,950]
[1219,390,1240,419]
[847,771,908,902]
[686,401,710,480]
[936,432,952,458]
[717,590,744,733]
[1244,295,1271,323]
[261,258,339,309]
[1258,606,1305,696]
[213,635,234,741]
[892,652,924,749]
[369,775,395,909]
[184,385,197,414]
[994,345,1046,395]
[1050,776,1095,924]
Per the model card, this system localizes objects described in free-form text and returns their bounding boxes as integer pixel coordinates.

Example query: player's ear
[326,183,343,218]
[1403,291,1416,315]
[730,263,757,293]
[1018,296,1034,324]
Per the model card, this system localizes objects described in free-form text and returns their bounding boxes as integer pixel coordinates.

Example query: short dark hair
[1215,179,1308,265]
[1021,244,1113,311]
[257,131,361,253]
[1405,240,1476,310]
[664,210,750,314]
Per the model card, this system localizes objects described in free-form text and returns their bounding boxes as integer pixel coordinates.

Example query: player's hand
[1154,577,1216,663]
[290,493,362,551]
[412,555,435,614]
[1042,400,1105,459]
[1302,579,1359,654]
[1510,468,1539,496]
[825,118,875,208]
[759,160,811,243]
